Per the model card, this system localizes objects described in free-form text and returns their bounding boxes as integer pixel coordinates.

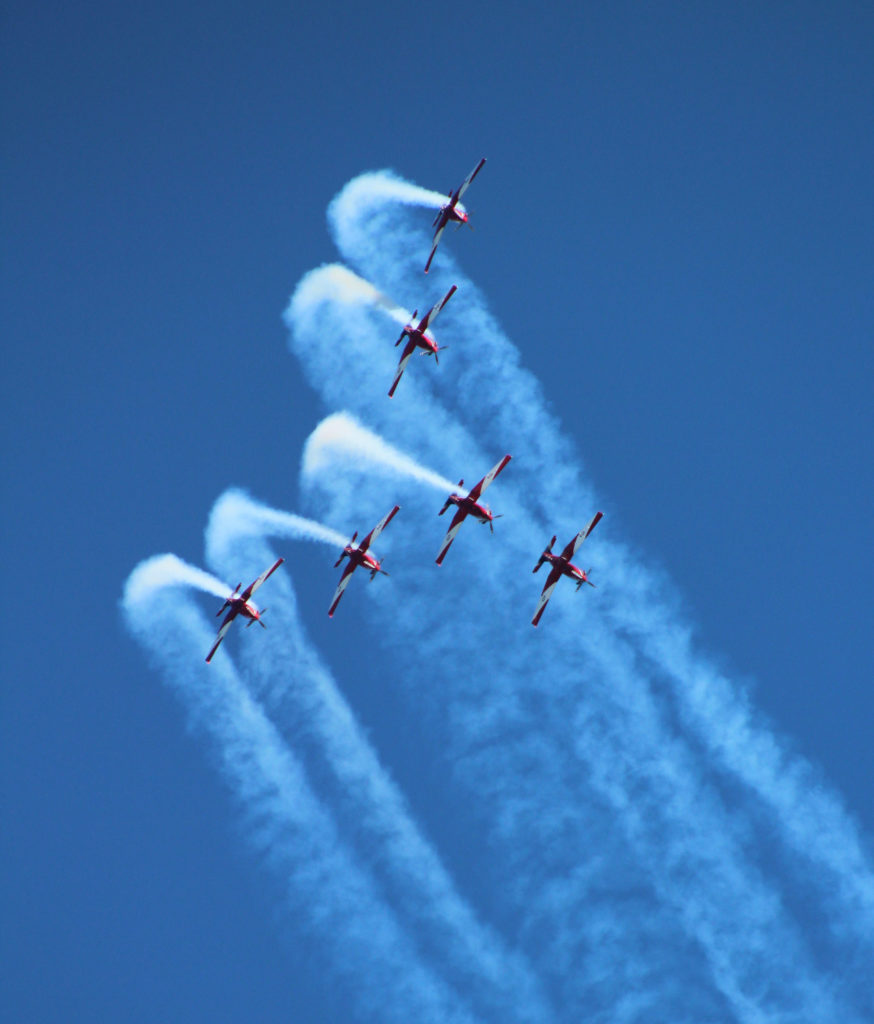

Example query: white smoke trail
[296,412,858,1021]
[203,491,555,1023]
[207,488,350,554]
[330,169,451,215]
[327,170,466,288]
[125,553,231,603]
[323,172,874,950]
[122,555,484,1024]
[293,262,409,328]
[281,171,874,1021]
[327,171,874,927]
[303,411,457,494]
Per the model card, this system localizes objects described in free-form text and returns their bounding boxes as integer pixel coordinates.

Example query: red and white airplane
[435,454,512,565]
[206,557,285,663]
[329,505,400,617]
[424,157,486,273]
[388,284,457,398]
[531,512,603,626]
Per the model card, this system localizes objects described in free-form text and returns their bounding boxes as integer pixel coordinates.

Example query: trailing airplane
[206,558,285,663]
[424,157,486,273]
[531,512,603,626]
[435,454,512,565]
[388,285,457,398]
[329,506,401,617]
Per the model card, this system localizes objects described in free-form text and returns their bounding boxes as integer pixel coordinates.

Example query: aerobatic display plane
[424,157,486,273]
[531,512,603,626]
[329,505,401,617]
[206,558,285,663]
[435,454,512,566]
[388,284,457,398]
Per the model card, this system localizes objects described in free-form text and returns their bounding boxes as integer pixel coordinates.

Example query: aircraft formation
[206,159,603,661]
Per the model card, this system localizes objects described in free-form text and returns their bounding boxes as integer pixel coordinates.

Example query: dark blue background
[3,3,872,1020]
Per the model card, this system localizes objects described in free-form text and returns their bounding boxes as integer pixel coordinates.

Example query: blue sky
[3,2,873,1021]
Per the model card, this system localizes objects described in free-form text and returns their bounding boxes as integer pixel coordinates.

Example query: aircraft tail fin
[533,536,556,573]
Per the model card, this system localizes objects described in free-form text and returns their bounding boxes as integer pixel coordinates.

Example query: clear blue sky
[3,2,872,1021]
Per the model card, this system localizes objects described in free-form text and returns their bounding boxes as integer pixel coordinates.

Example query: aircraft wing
[358,505,401,553]
[328,561,357,618]
[418,284,457,333]
[424,222,447,273]
[560,511,603,561]
[453,157,486,204]
[435,506,468,565]
[205,612,237,663]
[531,565,563,627]
[388,340,417,397]
[239,557,285,601]
[467,454,512,502]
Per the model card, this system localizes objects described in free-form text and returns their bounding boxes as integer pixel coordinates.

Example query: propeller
[576,571,596,591]
[487,512,503,534]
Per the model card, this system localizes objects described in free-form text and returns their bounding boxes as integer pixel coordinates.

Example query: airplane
[388,284,457,398]
[424,157,486,273]
[531,512,603,626]
[435,454,512,565]
[329,505,401,617]
[206,557,285,663]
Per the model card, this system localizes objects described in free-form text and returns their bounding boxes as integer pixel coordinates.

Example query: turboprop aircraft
[424,157,486,273]
[435,454,512,565]
[388,284,457,397]
[206,558,285,663]
[329,506,401,617]
[531,512,603,626]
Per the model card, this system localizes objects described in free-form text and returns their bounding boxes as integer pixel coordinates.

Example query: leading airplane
[388,285,457,398]
[206,558,285,663]
[424,157,486,273]
[435,454,512,565]
[531,512,603,626]
[329,505,401,617]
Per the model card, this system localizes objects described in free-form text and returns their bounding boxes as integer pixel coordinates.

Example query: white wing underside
[425,224,446,272]
[568,511,603,559]
[532,578,559,627]
[363,506,399,550]
[469,454,511,501]
[389,348,414,397]
[206,618,235,662]
[436,518,465,565]
[328,566,355,617]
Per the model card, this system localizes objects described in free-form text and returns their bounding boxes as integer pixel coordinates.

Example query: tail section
[216,584,240,616]
[395,316,415,346]
[335,532,358,567]
[533,537,556,573]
